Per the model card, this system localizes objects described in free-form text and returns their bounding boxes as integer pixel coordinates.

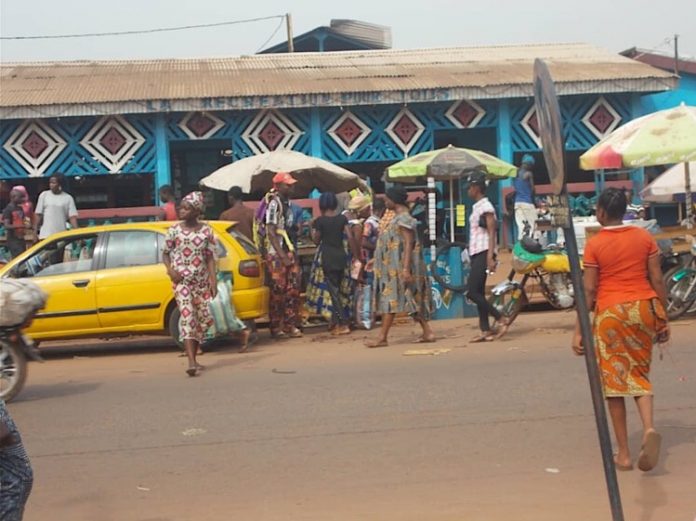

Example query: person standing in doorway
[219,186,254,241]
[163,192,218,377]
[572,188,669,472]
[263,172,303,339]
[2,188,29,259]
[466,172,510,342]
[33,174,78,241]
[514,154,536,240]
[159,185,178,221]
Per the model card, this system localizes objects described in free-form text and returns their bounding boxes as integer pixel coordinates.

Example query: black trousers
[7,239,26,260]
[324,267,348,326]
[467,251,501,332]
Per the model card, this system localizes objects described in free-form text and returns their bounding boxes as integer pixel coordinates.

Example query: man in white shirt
[33,174,78,240]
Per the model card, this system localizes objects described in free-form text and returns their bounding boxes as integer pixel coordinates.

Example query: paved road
[8,312,696,521]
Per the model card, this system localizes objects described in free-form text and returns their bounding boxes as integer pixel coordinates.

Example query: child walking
[163,191,218,377]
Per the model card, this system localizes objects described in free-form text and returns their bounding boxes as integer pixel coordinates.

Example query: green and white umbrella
[580,104,696,227]
[386,145,517,242]
[387,145,517,181]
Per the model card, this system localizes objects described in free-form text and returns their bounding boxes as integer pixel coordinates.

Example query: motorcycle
[0,279,46,402]
[665,235,696,320]
[0,324,42,402]
[489,236,574,324]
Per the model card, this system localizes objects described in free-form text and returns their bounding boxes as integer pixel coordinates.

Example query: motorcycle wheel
[488,287,525,326]
[666,271,696,320]
[0,341,28,403]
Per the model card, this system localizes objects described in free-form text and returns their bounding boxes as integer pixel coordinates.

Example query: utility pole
[286,13,294,53]
[674,34,679,76]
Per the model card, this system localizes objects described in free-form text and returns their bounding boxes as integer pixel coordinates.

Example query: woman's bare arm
[647,254,668,310]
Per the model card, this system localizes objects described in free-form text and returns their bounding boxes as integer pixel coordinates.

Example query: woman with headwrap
[163,191,218,377]
[366,185,435,347]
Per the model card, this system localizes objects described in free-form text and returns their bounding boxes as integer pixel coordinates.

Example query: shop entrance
[170,140,233,215]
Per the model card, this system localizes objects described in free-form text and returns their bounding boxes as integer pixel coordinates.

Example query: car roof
[41,220,236,238]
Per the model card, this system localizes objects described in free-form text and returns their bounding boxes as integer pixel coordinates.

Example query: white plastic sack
[206,273,246,339]
[0,279,48,326]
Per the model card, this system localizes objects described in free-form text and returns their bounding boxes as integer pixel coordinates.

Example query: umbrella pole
[449,179,455,243]
[685,161,693,229]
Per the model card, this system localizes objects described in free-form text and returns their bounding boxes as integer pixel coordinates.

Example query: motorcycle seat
[520,236,543,254]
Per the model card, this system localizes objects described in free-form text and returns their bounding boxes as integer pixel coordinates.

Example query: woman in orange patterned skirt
[572,188,669,472]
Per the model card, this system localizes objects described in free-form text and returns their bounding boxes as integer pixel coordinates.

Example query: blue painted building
[0,44,675,216]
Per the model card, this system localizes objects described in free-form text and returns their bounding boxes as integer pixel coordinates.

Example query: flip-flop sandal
[271,330,288,340]
[470,334,495,343]
[613,454,633,471]
[415,336,437,343]
[365,340,388,348]
[638,429,662,472]
[286,328,304,338]
[186,367,198,377]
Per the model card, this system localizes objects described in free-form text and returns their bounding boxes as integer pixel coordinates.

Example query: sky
[1,0,695,62]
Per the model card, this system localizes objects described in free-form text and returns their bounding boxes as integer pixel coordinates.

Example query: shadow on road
[39,337,178,359]
[13,381,102,402]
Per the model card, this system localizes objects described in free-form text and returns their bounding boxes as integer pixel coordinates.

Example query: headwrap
[182,191,205,212]
[385,185,408,206]
[12,185,28,196]
[522,154,535,166]
[348,194,371,211]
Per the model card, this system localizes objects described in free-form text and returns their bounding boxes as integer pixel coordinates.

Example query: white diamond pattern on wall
[582,97,622,140]
[385,108,425,155]
[3,120,67,177]
[520,105,542,147]
[327,111,372,155]
[178,112,225,140]
[80,116,145,173]
[445,100,486,129]
[241,110,303,155]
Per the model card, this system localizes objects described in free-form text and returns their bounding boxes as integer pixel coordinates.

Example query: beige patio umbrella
[199,150,366,197]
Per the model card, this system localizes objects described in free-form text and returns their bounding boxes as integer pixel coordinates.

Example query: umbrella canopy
[199,150,366,197]
[579,105,696,170]
[386,145,517,181]
[641,162,696,203]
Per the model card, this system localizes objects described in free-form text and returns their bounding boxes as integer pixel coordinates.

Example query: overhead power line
[0,15,285,40]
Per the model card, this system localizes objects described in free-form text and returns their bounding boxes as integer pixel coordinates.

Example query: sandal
[493,318,511,340]
[415,335,436,344]
[365,339,388,348]
[638,429,662,472]
[470,333,495,343]
[271,330,288,340]
[186,367,198,377]
[285,327,303,338]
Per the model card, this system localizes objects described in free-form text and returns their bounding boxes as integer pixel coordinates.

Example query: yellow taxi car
[0,221,269,343]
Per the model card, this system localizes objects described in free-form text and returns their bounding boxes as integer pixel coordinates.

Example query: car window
[10,234,98,279]
[105,231,160,269]
[227,226,258,256]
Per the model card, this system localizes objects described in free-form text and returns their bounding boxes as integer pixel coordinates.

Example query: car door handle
[72,279,90,288]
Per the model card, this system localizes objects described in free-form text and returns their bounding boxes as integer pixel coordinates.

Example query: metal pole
[286,13,294,53]
[449,178,455,242]
[674,34,679,76]
[563,203,625,521]
[685,161,693,229]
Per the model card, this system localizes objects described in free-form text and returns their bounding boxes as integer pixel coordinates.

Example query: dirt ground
[7,310,696,521]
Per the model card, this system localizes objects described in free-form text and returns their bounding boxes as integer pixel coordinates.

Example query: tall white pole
[685,161,693,229]
[449,178,455,243]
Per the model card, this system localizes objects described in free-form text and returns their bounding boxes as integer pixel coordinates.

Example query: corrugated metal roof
[0,43,675,118]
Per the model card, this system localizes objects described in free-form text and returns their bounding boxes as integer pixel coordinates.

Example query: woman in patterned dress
[366,185,435,348]
[572,188,669,472]
[1,399,33,521]
[163,192,218,377]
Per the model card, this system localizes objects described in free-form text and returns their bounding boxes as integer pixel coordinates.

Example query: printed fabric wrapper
[206,273,246,339]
